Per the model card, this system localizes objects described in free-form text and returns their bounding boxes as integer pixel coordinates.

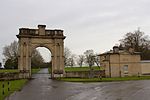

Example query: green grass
[48,67,52,74]
[31,68,40,74]
[0,68,40,74]
[65,66,101,72]
[59,76,150,82]
[0,79,27,100]
[0,69,18,73]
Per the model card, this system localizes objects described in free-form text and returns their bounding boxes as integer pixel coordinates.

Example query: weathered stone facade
[16,25,66,78]
[100,46,141,77]
[141,60,150,75]
[65,70,105,78]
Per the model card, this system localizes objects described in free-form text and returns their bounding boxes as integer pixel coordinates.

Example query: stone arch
[31,43,54,56]
[16,25,66,78]
[31,44,53,75]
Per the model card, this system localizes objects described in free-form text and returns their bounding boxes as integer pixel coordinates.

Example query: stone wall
[0,72,19,80]
[141,61,150,75]
[65,70,105,78]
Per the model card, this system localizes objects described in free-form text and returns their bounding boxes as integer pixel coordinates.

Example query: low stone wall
[0,72,19,80]
[65,70,105,78]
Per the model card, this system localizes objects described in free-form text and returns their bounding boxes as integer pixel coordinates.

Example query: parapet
[18,25,64,37]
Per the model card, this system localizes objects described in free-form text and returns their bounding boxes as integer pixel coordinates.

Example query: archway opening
[31,47,52,75]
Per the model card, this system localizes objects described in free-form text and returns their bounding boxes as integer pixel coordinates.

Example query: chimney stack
[113,46,119,53]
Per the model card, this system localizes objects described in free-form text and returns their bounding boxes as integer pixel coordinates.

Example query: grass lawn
[65,66,101,72]
[31,68,40,74]
[48,67,52,74]
[59,76,150,82]
[0,69,18,73]
[0,79,27,100]
[0,68,40,74]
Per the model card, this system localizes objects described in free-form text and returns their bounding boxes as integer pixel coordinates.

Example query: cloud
[0,0,150,62]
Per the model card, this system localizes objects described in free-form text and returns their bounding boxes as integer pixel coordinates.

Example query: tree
[3,40,44,69]
[0,62,2,68]
[3,41,18,69]
[3,41,18,60]
[120,29,150,60]
[4,59,17,69]
[67,54,76,67]
[84,49,95,69]
[94,54,100,68]
[77,55,85,67]
[31,49,44,68]
[64,47,71,66]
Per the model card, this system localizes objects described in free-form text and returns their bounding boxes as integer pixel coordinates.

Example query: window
[123,65,128,74]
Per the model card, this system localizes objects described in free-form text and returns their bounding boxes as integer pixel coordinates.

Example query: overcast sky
[0,0,150,63]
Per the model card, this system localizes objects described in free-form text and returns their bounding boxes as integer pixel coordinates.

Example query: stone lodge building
[140,60,150,75]
[99,46,141,77]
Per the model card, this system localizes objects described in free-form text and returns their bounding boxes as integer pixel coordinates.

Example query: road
[6,68,150,100]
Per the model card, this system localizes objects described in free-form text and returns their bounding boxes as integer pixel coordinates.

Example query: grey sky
[0,0,150,63]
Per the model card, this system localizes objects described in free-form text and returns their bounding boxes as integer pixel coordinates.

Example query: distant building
[99,46,141,77]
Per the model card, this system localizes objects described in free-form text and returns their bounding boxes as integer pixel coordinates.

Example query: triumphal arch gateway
[16,25,66,78]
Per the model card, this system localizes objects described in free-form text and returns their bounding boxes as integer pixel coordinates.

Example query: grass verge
[0,68,40,74]
[59,76,150,82]
[0,79,28,100]
[0,69,18,73]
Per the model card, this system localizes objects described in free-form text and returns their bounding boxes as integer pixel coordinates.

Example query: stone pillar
[28,45,32,77]
[18,39,30,78]
[52,39,64,78]
[51,55,54,78]
[51,39,57,78]
[18,40,22,71]
[59,41,65,76]
[25,42,30,77]
[18,40,23,78]
[61,41,65,75]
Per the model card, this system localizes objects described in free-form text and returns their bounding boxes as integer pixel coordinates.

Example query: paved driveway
[6,68,150,100]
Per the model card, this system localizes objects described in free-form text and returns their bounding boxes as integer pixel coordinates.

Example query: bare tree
[64,47,71,66]
[84,49,95,69]
[3,40,44,69]
[120,29,150,60]
[3,40,18,61]
[3,40,18,69]
[68,54,76,67]
[94,54,100,68]
[31,49,44,68]
[77,55,85,67]
[0,62,2,68]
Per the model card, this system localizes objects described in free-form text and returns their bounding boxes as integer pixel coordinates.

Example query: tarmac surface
[6,68,150,100]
